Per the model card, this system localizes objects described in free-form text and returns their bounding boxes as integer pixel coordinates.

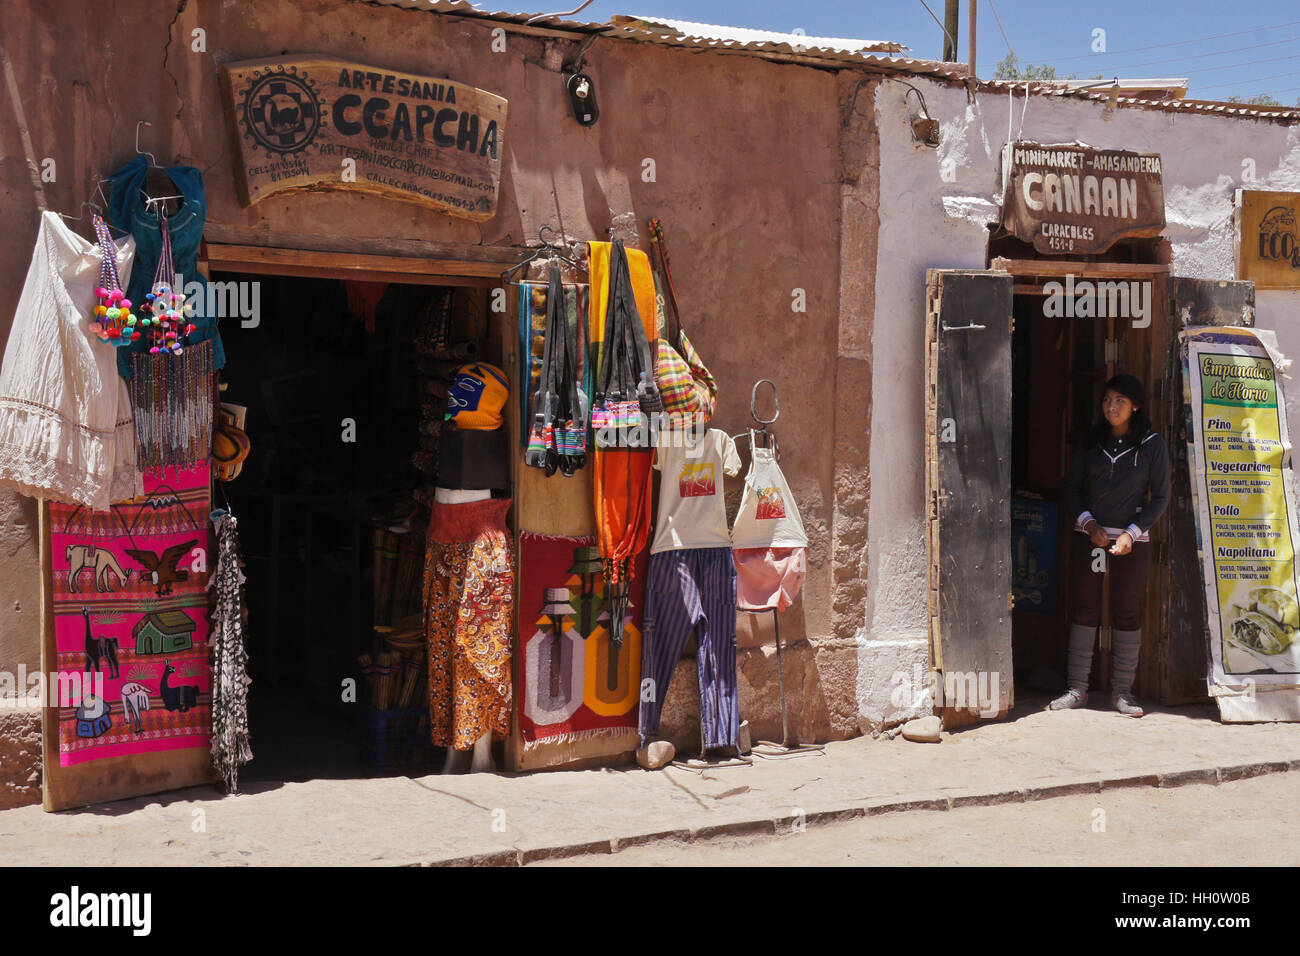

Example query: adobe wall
[0,0,879,799]
[864,77,1300,725]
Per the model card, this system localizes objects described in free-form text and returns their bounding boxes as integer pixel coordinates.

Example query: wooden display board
[1236,190,1300,290]
[220,56,507,220]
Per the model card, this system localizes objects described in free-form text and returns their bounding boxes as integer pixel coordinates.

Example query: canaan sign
[219,56,507,220]
[1000,142,1165,255]
[1236,190,1300,290]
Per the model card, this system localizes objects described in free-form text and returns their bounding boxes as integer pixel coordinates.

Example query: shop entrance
[1004,263,1170,703]
[208,259,505,783]
[927,263,1256,728]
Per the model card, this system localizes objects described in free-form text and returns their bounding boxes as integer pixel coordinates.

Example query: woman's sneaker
[1113,693,1144,718]
[1047,688,1088,710]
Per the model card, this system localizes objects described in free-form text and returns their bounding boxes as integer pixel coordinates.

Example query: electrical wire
[986,0,1014,58]
[1089,34,1300,73]
[1175,53,1300,77]
[1196,69,1300,93]
[915,0,956,56]
[1029,17,1300,64]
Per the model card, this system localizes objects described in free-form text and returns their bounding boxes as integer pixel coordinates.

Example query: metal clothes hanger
[57,183,128,236]
[732,379,781,461]
[135,121,183,215]
[501,225,585,284]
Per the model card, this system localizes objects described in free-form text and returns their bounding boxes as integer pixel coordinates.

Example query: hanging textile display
[587,240,658,651]
[589,240,660,450]
[524,263,588,475]
[106,154,226,379]
[0,211,142,510]
[128,340,215,470]
[48,463,213,766]
[517,532,646,748]
[209,510,252,793]
[517,273,589,448]
[423,497,514,750]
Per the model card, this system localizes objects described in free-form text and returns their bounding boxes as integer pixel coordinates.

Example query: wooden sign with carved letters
[219,56,507,220]
[1000,142,1165,255]
[1237,190,1300,290]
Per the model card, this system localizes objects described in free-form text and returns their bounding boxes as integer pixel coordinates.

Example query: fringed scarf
[209,510,252,793]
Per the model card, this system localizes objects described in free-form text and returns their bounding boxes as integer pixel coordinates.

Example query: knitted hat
[445,363,509,431]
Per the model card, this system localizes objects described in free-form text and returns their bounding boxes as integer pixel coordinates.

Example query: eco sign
[1001,142,1165,255]
[220,56,507,220]
[1236,190,1300,290]
[1185,330,1300,688]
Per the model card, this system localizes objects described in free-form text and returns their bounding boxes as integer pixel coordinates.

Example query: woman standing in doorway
[1050,374,1170,717]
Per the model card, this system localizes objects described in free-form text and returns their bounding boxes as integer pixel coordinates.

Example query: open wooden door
[1159,277,1256,704]
[925,270,1016,727]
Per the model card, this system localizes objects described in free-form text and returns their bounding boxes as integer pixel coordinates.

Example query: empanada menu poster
[1188,333,1300,685]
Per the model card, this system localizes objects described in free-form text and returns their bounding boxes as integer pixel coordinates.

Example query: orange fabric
[588,241,657,582]
[593,448,653,580]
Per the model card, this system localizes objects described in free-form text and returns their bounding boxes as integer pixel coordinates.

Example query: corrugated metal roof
[984,80,1300,120]
[355,1,1300,121]
[357,0,964,79]
[613,14,904,54]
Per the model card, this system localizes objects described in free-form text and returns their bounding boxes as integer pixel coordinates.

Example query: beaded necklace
[88,214,136,347]
[137,215,198,356]
[129,339,215,470]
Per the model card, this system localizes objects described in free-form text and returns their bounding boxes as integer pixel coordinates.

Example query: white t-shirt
[730,445,807,549]
[650,429,742,553]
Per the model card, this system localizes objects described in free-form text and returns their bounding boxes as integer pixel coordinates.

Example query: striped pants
[638,547,739,750]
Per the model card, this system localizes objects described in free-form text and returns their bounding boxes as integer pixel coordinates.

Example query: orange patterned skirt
[423,498,514,750]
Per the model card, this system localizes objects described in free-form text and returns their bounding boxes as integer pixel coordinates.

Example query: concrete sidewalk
[3,697,1299,866]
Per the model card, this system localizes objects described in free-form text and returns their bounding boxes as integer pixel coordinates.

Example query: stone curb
[1157,767,1220,788]
[517,839,614,865]
[424,757,1296,866]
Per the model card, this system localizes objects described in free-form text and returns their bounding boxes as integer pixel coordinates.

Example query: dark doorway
[211,273,479,782]
[1010,272,1168,701]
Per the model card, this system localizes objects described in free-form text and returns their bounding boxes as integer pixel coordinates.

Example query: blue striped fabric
[637,547,739,750]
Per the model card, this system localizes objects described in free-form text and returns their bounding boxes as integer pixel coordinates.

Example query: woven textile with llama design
[49,464,212,766]
[517,534,647,747]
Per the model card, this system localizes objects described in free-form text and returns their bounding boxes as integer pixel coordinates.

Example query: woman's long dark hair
[1090,373,1152,447]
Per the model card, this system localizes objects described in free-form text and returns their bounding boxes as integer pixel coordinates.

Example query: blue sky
[563,0,1300,102]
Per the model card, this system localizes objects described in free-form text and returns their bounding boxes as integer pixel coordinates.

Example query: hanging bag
[525,265,562,473]
[552,265,588,475]
[592,240,657,449]
[525,263,589,475]
[648,218,717,426]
